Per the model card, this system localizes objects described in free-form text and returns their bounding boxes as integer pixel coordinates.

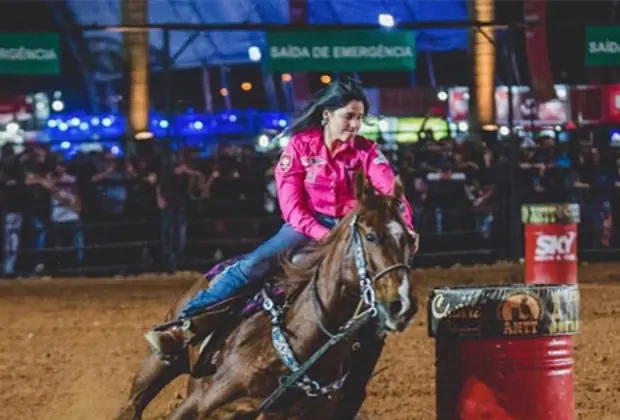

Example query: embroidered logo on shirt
[373,150,389,165]
[279,153,292,172]
[305,170,318,183]
[301,156,326,167]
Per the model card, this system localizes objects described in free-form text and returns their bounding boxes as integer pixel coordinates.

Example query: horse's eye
[365,233,378,242]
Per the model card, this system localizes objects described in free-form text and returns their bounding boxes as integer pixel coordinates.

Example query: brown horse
[116,172,418,419]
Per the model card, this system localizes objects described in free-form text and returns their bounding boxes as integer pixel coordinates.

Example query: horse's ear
[393,175,404,199]
[354,170,367,202]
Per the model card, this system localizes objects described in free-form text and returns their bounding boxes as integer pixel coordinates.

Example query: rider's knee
[238,257,271,280]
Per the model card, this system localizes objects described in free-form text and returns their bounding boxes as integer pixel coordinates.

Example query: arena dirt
[1,263,619,420]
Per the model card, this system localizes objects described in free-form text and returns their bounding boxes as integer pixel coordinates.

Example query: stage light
[320,75,332,84]
[51,100,64,112]
[248,46,262,62]
[135,131,153,140]
[258,134,270,148]
[378,14,395,28]
[241,82,253,91]
[5,122,19,134]
[278,135,290,148]
[281,73,292,82]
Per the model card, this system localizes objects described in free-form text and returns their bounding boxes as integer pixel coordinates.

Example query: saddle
[182,257,291,376]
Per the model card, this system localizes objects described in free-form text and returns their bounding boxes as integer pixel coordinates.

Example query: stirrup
[144,329,189,364]
[152,317,192,332]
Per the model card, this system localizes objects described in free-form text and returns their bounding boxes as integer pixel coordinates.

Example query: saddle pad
[241,283,286,318]
[203,256,286,319]
[204,256,243,281]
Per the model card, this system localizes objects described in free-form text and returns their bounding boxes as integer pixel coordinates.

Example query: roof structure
[67,0,468,74]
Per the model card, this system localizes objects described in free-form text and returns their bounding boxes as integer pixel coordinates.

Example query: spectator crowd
[1,133,619,277]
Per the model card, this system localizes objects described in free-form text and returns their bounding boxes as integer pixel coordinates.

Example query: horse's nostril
[389,300,402,316]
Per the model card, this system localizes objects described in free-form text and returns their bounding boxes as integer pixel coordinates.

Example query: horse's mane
[277,211,357,300]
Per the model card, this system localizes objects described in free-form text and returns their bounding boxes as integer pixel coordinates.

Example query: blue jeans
[181,214,339,317]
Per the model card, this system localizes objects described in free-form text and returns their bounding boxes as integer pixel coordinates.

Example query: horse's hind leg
[115,352,188,420]
[167,391,200,420]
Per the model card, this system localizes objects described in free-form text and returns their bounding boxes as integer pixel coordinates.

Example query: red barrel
[521,203,580,285]
[429,284,579,420]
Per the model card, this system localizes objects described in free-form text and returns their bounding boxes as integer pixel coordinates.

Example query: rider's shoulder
[290,128,322,145]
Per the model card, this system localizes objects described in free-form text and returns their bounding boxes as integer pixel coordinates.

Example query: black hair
[286,77,370,135]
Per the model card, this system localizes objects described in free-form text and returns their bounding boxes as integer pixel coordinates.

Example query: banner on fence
[0,33,60,75]
[448,86,570,126]
[265,30,416,72]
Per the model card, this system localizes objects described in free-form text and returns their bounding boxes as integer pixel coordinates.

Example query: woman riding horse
[145,78,419,419]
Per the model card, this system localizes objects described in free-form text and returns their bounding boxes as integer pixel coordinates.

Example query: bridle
[257,212,412,413]
[311,213,411,339]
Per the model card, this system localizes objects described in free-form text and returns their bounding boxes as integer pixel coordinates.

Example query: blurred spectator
[570,147,614,248]
[0,143,24,276]
[0,131,617,276]
[46,161,83,269]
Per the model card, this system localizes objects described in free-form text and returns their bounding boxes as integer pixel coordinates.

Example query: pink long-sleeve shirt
[274,128,414,241]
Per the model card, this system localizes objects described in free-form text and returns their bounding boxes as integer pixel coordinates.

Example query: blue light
[91,117,100,126]
[70,117,80,126]
[60,141,71,149]
[229,114,238,123]
[47,119,57,128]
[79,122,89,130]
[102,117,112,127]
[159,120,169,129]
[278,119,287,128]
[193,121,204,130]
[110,145,121,155]
[58,122,68,131]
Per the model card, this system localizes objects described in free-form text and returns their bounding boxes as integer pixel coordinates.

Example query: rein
[256,214,410,415]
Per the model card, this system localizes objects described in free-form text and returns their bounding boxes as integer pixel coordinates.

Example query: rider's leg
[144,224,310,357]
[334,321,385,420]
[180,223,310,316]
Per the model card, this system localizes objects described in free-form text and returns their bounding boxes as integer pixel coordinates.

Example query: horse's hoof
[114,406,139,420]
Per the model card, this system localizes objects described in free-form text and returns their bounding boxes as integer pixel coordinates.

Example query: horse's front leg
[168,377,242,420]
[115,351,188,420]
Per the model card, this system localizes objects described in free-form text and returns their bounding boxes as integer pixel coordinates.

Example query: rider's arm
[363,144,415,230]
[275,135,331,242]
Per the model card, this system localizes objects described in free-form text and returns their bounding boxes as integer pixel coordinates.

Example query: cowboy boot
[144,295,246,360]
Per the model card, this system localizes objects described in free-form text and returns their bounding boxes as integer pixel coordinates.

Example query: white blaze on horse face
[386,220,412,320]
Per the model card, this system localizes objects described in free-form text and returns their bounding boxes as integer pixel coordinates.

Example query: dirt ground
[1,262,619,420]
